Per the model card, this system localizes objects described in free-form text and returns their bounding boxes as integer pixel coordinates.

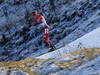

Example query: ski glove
[30,31,34,38]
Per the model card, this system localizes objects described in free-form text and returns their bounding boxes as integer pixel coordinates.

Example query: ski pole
[33,30,42,55]
[22,0,29,18]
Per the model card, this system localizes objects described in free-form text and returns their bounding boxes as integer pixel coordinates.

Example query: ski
[40,46,65,55]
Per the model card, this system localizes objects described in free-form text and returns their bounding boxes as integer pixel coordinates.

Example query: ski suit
[31,14,52,46]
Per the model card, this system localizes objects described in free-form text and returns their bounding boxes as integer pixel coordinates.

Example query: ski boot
[49,45,56,52]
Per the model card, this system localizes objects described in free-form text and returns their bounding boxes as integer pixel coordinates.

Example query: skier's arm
[31,14,44,26]
[31,21,42,26]
[31,20,37,26]
[37,21,42,24]
[36,14,44,24]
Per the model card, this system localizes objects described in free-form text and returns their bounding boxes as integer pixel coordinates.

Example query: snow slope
[0,27,100,75]
[37,27,100,59]
[0,0,100,62]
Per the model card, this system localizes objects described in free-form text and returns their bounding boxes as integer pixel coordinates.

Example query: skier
[31,11,56,51]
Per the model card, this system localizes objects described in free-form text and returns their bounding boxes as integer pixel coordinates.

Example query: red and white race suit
[31,14,52,46]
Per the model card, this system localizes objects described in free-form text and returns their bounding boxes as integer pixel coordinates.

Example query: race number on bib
[45,28,49,33]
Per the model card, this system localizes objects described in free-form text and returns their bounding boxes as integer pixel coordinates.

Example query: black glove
[34,23,38,26]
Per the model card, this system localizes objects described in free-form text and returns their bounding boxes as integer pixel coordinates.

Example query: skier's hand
[34,23,37,26]
[30,32,33,38]
[31,22,35,26]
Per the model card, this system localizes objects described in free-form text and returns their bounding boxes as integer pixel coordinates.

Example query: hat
[32,11,37,16]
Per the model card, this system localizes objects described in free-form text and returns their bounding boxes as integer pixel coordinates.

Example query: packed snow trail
[37,27,100,59]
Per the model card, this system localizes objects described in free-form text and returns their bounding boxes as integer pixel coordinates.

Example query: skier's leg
[43,26,52,46]
[44,31,52,46]
[44,34,56,51]
[43,26,56,51]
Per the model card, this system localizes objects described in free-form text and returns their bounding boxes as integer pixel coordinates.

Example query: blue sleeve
[37,21,42,24]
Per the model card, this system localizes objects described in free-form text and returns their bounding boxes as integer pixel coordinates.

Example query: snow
[0,0,100,62]
[37,27,100,59]
[0,0,100,75]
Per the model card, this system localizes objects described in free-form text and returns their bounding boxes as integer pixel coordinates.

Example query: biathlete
[31,11,56,51]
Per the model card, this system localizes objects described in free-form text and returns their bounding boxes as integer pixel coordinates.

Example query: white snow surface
[37,27,100,59]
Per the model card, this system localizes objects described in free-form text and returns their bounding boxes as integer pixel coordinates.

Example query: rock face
[0,0,100,61]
